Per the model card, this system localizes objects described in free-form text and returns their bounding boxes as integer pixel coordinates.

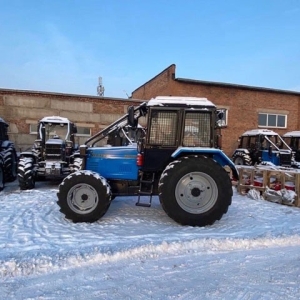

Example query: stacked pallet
[235,165,300,207]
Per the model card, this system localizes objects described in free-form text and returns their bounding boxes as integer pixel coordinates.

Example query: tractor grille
[280,153,291,166]
[45,144,62,158]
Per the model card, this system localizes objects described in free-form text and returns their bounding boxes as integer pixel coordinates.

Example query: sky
[1,179,300,299]
[0,0,299,98]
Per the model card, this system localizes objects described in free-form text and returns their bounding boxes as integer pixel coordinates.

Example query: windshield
[264,134,291,151]
[41,123,69,140]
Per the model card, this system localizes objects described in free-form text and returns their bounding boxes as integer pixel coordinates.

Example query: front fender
[172,147,239,179]
[19,151,37,163]
[233,148,250,155]
[1,141,15,149]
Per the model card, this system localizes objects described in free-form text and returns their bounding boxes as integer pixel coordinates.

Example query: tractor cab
[232,129,292,167]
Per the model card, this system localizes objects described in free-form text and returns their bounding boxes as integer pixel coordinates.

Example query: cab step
[136,172,155,207]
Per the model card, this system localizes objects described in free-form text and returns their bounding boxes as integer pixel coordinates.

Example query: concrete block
[4,107,59,119]
[7,123,18,133]
[51,100,93,113]
[60,111,101,123]
[4,95,50,108]
[99,113,124,124]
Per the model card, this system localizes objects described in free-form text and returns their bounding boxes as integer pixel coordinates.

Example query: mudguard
[172,147,239,179]
[1,140,14,149]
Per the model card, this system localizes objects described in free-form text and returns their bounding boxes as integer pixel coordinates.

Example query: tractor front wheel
[57,171,112,222]
[18,157,36,190]
[158,156,232,226]
[3,148,17,182]
[232,151,252,166]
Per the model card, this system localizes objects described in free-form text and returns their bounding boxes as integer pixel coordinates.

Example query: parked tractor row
[1,96,240,227]
[232,129,300,168]
[3,96,300,227]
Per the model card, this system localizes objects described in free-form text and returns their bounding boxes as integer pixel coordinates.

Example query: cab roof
[39,116,70,124]
[147,96,215,108]
[241,129,279,136]
[283,131,300,138]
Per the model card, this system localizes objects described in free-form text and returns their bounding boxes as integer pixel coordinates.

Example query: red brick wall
[132,65,300,156]
[131,64,176,99]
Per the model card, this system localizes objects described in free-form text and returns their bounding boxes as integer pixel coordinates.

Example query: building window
[29,124,38,134]
[76,126,92,136]
[258,113,287,128]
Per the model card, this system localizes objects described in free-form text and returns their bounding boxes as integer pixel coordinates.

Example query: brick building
[132,64,300,155]
[0,89,144,151]
[1,63,300,156]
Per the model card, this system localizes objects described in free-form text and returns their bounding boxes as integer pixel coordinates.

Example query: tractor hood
[46,138,64,145]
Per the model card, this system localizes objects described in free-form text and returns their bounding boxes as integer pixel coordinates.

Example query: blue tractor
[57,96,238,226]
[232,129,293,167]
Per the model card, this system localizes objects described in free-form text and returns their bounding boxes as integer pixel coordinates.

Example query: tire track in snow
[1,235,300,278]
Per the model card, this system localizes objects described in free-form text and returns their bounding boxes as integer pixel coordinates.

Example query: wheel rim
[234,156,244,165]
[175,172,218,214]
[67,183,99,214]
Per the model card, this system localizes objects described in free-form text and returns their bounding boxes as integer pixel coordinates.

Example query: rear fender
[172,147,239,180]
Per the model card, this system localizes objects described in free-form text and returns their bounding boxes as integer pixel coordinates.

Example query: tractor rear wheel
[158,156,232,226]
[18,157,36,190]
[57,170,112,222]
[232,151,252,166]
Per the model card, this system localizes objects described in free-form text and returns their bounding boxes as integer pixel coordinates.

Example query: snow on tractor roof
[147,96,215,107]
[241,129,279,136]
[283,131,300,137]
[40,116,70,124]
[0,117,7,124]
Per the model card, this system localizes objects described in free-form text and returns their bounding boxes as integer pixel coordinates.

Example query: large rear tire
[3,148,17,182]
[17,157,36,190]
[0,162,4,191]
[57,170,112,222]
[158,156,232,226]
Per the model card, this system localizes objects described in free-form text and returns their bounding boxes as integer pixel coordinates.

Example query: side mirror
[128,106,137,128]
[215,109,226,128]
[216,109,224,120]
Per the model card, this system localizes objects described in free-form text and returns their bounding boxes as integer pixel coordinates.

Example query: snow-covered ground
[1,180,300,299]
